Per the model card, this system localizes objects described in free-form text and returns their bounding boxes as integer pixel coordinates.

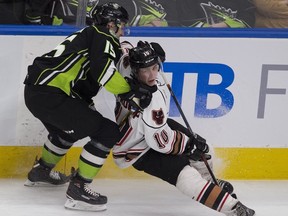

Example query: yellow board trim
[214,148,288,179]
[0,146,287,179]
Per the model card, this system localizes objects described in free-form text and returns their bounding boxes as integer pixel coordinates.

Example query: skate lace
[49,170,62,180]
[234,204,246,216]
[84,183,100,197]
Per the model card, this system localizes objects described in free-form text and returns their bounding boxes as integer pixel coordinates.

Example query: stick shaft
[166,83,194,136]
[160,72,219,186]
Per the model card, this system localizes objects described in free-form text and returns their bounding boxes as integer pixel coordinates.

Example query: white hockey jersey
[113,50,190,168]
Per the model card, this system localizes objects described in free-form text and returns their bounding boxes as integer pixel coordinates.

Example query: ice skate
[225,201,255,216]
[65,176,107,211]
[24,159,70,186]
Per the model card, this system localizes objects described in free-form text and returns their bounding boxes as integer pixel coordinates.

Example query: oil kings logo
[138,0,166,17]
[200,2,238,25]
[164,62,234,118]
[142,0,165,11]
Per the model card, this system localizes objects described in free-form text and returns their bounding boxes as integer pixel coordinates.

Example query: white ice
[0,178,288,216]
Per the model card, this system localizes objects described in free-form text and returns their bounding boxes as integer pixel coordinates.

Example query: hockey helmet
[90,2,129,26]
[129,41,159,73]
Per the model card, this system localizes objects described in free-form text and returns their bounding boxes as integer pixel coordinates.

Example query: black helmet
[129,41,159,72]
[90,2,129,26]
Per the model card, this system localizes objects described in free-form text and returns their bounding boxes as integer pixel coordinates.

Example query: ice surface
[0,178,288,216]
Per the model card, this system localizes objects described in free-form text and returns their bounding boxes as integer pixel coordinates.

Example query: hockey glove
[167,118,192,137]
[118,77,157,111]
[184,134,211,161]
[137,41,166,63]
[150,42,166,63]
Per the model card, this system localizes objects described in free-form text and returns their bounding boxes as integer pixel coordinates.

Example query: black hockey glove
[167,118,192,137]
[137,40,166,63]
[150,42,166,63]
[184,134,211,161]
[166,118,211,161]
[118,77,157,111]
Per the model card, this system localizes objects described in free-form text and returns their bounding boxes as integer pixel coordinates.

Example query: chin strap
[109,28,118,38]
[108,19,124,39]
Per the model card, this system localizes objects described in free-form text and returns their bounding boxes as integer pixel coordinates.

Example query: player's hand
[118,77,156,111]
[184,134,211,161]
[137,40,166,63]
[150,42,166,62]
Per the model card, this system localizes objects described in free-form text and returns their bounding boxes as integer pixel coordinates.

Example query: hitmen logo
[152,108,164,125]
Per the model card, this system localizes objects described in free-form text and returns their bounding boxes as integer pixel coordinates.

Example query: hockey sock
[41,135,73,166]
[189,159,214,181]
[176,165,238,212]
[78,141,110,180]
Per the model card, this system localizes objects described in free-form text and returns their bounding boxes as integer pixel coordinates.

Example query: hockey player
[23,2,151,212]
[113,41,256,216]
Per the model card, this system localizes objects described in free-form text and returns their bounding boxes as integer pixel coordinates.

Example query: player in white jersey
[113,41,255,216]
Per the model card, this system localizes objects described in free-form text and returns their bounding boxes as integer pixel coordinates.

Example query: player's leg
[24,87,78,186]
[190,157,235,196]
[65,117,120,211]
[24,125,75,186]
[24,86,118,210]
[32,94,121,211]
[176,165,254,215]
[60,105,121,211]
[133,150,255,216]
[167,118,235,195]
[64,139,111,211]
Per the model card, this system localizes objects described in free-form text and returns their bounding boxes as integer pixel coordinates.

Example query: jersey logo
[152,108,164,125]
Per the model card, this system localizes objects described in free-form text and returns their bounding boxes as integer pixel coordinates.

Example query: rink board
[1,146,288,179]
[0,26,288,179]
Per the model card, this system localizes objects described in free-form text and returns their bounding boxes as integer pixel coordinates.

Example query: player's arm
[141,90,189,155]
[99,61,131,95]
[95,54,131,95]
[143,115,189,155]
[143,105,210,160]
[89,31,152,109]
[96,54,152,110]
[88,27,130,95]
[167,118,211,161]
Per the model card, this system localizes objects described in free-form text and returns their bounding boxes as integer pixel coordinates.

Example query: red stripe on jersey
[117,126,132,146]
[115,105,122,122]
[179,133,186,154]
[165,130,177,154]
[153,133,166,149]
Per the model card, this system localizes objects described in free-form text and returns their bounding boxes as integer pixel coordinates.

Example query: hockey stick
[159,70,219,186]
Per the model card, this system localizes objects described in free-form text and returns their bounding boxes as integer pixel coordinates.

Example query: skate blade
[24,179,67,187]
[64,198,107,212]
